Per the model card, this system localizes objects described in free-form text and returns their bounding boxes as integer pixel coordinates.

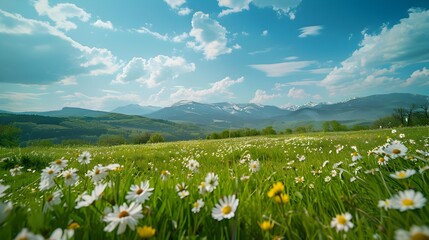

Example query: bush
[97,134,126,146]
[147,133,165,143]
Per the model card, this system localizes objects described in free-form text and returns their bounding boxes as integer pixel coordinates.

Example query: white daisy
[378,199,392,210]
[186,159,200,172]
[103,202,143,235]
[211,195,239,221]
[395,225,429,240]
[47,228,74,240]
[324,176,331,182]
[204,172,219,193]
[192,199,204,213]
[383,140,408,159]
[10,166,23,176]
[391,189,427,212]
[61,168,79,187]
[390,169,416,179]
[377,156,389,165]
[178,190,189,199]
[75,183,107,209]
[351,152,362,162]
[14,228,44,240]
[0,183,10,198]
[249,160,260,173]
[77,151,92,165]
[330,212,354,232]
[160,170,170,181]
[43,190,62,213]
[86,165,109,183]
[125,181,154,204]
[50,157,68,171]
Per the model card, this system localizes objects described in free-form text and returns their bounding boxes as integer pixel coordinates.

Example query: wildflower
[75,183,107,209]
[391,189,427,212]
[192,199,204,213]
[43,190,62,213]
[14,228,44,240]
[125,181,154,204]
[77,151,92,165]
[377,156,389,165]
[105,163,121,171]
[392,129,397,134]
[178,190,189,199]
[420,165,429,174]
[399,133,405,139]
[175,182,187,192]
[259,220,274,231]
[390,169,416,179]
[249,160,260,173]
[295,176,304,184]
[0,183,10,198]
[86,165,109,183]
[137,225,156,239]
[240,175,250,182]
[267,182,289,204]
[383,141,408,159]
[10,165,23,176]
[350,177,357,182]
[67,222,80,230]
[331,170,337,177]
[103,202,143,235]
[204,172,219,193]
[330,212,354,232]
[212,195,239,221]
[0,201,13,224]
[351,152,362,162]
[311,169,322,175]
[324,176,331,182]
[322,160,330,168]
[51,158,68,171]
[395,225,429,240]
[365,168,380,175]
[198,181,207,195]
[308,183,315,189]
[186,159,200,172]
[160,170,170,181]
[332,161,343,168]
[48,228,74,240]
[378,199,392,210]
[61,168,79,187]
[39,166,59,191]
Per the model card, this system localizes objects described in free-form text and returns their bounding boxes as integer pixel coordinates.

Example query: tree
[284,128,293,134]
[420,100,429,119]
[393,108,407,126]
[0,125,22,147]
[97,134,126,146]
[262,126,276,135]
[147,133,164,143]
[130,132,151,144]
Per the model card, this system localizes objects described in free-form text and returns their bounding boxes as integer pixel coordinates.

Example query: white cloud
[113,55,195,88]
[136,26,169,41]
[321,9,429,94]
[249,61,315,77]
[0,10,121,84]
[287,87,309,99]
[58,76,77,85]
[34,0,90,31]
[274,81,321,90]
[261,30,268,36]
[187,11,232,60]
[218,0,251,17]
[170,76,244,102]
[248,48,271,55]
[217,0,301,19]
[172,32,189,42]
[63,91,141,110]
[298,25,323,38]
[250,89,280,104]
[233,44,241,49]
[164,0,186,9]
[403,67,429,86]
[178,8,192,16]
[93,19,114,30]
[0,92,47,101]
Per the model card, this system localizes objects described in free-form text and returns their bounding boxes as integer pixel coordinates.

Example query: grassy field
[0,126,428,239]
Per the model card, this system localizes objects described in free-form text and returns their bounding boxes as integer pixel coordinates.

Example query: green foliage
[97,134,126,146]
[207,128,261,140]
[322,120,348,132]
[284,128,293,134]
[129,132,151,144]
[147,133,165,143]
[27,139,54,147]
[0,125,22,147]
[261,126,276,135]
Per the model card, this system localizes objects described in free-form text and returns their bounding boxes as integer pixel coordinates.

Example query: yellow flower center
[65,173,72,179]
[402,198,414,206]
[137,226,156,239]
[55,159,62,164]
[221,205,232,215]
[259,221,274,231]
[193,202,199,208]
[352,152,358,156]
[379,157,385,162]
[95,169,100,175]
[337,215,347,225]
[393,149,401,154]
[47,195,54,202]
[118,211,129,218]
[397,172,406,178]
[136,188,143,195]
[48,170,54,174]
[410,233,429,240]
[161,170,167,175]
[200,182,205,188]
[67,222,80,230]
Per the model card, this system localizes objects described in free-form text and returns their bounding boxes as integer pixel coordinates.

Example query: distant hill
[22,107,110,118]
[111,104,161,116]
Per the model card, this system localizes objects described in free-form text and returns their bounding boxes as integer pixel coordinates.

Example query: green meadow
[0,126,428,239]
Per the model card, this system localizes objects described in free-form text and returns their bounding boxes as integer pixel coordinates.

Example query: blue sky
[1,0,429,112]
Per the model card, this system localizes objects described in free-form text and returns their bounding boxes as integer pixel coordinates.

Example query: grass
[0,126,428,239]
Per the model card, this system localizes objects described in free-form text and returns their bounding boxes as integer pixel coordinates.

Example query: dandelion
[51,157,68,171]
[212,195,239,221]
[77,151,92,165]
[14,228,44,240]
[192,199,204,213]
[160,170,170,181]
[259,220,274,231]
[75,183,107,209]
[383,141,408,159]
[378,199,392,210]
[267,182,289,204]
[43,190,62,213]
[295,176,304,184]
[390,169,416,179]
[103,202,143,235]
[137,225,156,239]
[61,168,79,187]
[395,225,429,240]
[330,212,354,232]
[0,183,9,198]
[249,160,260,173]
[125,181,154,204]
[391,189,427,211]
[204,172,219,193]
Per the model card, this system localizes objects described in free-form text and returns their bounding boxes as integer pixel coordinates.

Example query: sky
[1,0,429,112]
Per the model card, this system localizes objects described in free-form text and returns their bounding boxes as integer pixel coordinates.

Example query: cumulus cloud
[287,87,309,99]
[93,19,114,30]
[321,9,429,94]
[0,10,121,84]
[34,0,90,31]
[298,25,323,38]
[164,0,186,9]
[250,89,280,104]
[403,67,429,86]
[178,8,192,16]
[249,61,315,77]
[113,55,195,88]
[58,76,77,85]
[170,76,244,102]
[217,0,301,19]
[187,11,232,60]
[62,91,141,110]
